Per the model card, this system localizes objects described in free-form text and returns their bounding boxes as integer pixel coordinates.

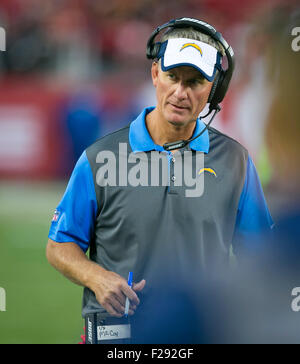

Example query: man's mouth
[169,103,189,110]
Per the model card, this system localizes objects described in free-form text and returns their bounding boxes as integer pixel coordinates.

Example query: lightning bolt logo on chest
[198,168,217,177]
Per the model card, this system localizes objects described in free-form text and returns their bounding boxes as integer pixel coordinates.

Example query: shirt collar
[129,107,210,153]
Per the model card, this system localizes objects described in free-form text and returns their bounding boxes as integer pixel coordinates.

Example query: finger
[112,296,135,316]
[132,279,146,292]
[104,303,123,318]
[130,303,137,311]
[128,308,135,316]
[113,291,127,308]
[122,285,140,306]
[108,295,126,315]
[115,294,137,315]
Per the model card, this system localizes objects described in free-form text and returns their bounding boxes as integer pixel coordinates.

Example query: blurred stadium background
[0,0,298,343]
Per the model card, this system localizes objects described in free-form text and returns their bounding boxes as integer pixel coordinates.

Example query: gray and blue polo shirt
[48,106,273,317]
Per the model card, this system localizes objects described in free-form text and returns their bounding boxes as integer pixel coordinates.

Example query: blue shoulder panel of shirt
[48,151,97,253]
[233,155,274,255]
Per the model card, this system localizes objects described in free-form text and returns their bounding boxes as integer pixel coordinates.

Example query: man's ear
[151,61,159,87]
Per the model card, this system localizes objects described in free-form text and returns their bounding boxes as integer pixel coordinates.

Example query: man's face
[151,62,214,127]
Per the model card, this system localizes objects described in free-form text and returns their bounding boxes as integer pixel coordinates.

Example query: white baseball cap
[157,38,222,81]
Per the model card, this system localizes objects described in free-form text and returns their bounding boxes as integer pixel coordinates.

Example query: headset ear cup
[208,70,229,110]
[208,72,221,104]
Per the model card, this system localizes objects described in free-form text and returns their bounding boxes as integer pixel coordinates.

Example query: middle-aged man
[46,18,273,344]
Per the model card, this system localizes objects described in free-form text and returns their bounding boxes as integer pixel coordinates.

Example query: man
[46,18,273,344]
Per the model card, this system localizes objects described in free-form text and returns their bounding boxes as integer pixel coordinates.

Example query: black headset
[146,17,235,112]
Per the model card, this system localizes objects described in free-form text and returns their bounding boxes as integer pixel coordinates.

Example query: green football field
[0,181,84,344]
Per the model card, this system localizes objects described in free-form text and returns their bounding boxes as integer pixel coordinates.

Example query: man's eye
[191,78,204,85]
[190,78,204,85]
[168,73,176,79]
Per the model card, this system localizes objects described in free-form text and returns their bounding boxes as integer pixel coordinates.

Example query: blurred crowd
[0,0,286,77]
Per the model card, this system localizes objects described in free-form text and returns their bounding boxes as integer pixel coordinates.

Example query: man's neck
[145,108,196,147]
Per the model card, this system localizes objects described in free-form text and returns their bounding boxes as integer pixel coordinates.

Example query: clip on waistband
[85,313,131,344]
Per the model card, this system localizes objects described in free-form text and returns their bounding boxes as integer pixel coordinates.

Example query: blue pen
[124,272,133,317]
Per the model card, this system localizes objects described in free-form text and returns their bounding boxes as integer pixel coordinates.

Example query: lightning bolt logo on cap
[180,43,203,56]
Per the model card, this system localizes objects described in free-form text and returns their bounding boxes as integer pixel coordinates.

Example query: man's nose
[173,82,188,100]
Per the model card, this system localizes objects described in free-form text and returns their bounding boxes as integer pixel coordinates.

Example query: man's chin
[167,119,187,127]
[165,112,194,127]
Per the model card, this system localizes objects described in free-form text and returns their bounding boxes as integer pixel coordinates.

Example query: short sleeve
[232,155,274,256]
[48,151,97,252]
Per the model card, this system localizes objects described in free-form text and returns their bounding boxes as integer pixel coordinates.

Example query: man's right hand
[90,269,146,318]
[46,239,146,318]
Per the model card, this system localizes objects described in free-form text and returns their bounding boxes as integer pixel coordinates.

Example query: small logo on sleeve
[52,210,60,222]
